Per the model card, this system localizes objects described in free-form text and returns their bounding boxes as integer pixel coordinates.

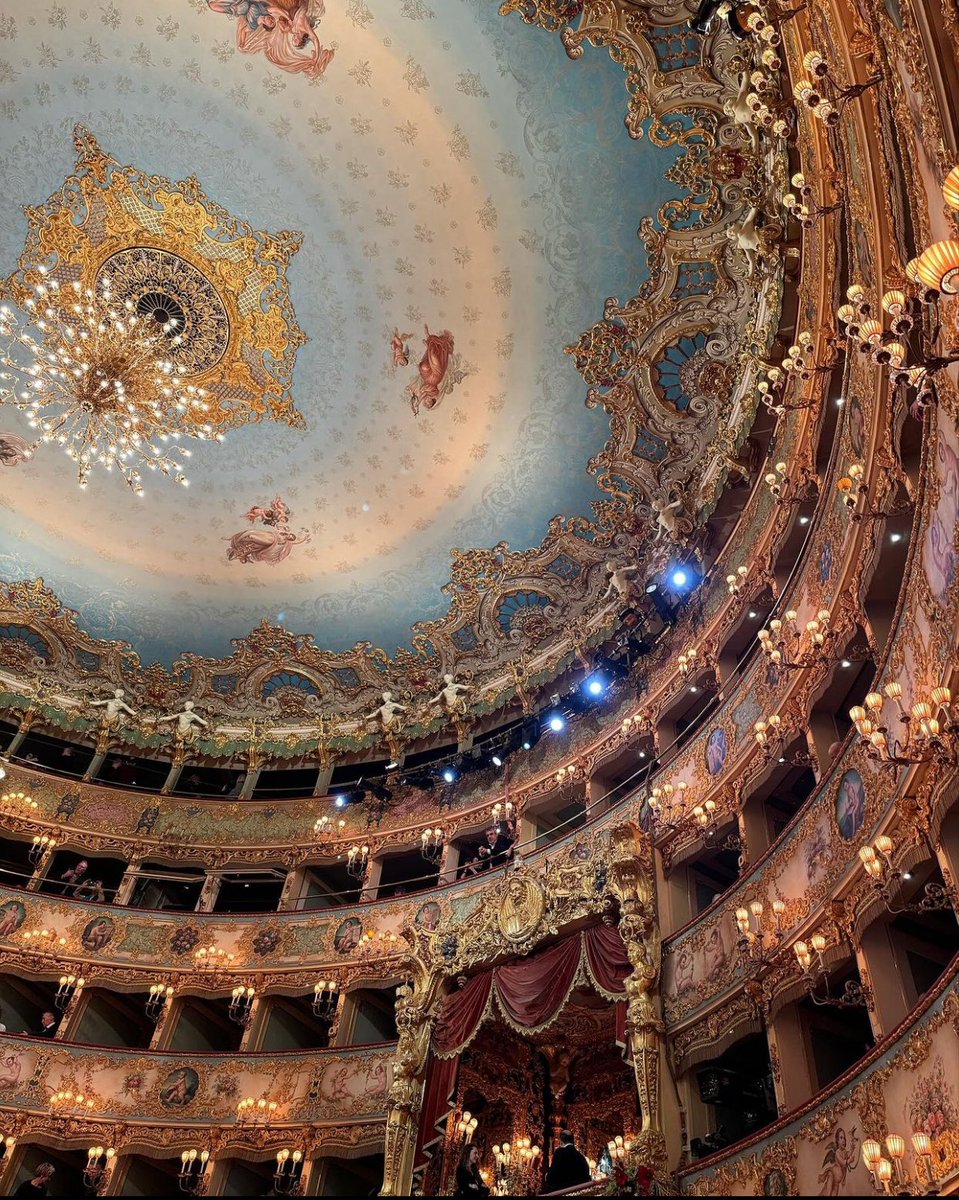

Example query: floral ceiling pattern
[0,0,781,718]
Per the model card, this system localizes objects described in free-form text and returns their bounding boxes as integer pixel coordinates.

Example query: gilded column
[608,823,671,1184]
[380,969,441,1197]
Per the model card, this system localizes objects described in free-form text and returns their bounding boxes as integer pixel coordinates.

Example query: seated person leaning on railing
[458,819,517,878]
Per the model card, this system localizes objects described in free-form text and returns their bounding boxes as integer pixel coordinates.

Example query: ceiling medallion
[5,125,307,434]
[96,248,231,378]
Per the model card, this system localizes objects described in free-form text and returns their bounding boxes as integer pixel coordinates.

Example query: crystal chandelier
[0,272,224,494]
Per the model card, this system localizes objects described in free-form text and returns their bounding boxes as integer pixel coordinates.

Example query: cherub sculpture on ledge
[156,700,209,744]
[89,688,136,728]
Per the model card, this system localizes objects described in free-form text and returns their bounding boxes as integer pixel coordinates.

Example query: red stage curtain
[433,969,493,1056]
[432,926,632,1057]
[494,932,583,1030]
[584,923,632,996]
[415,1053,460,1168]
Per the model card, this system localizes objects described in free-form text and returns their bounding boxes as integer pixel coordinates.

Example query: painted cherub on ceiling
[206,0,335,79]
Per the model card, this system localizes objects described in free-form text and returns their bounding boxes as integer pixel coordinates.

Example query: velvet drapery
[433,925,631,1057]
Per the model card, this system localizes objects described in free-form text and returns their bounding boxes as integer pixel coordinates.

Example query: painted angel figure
[390,329,413,370]
[245,496,291,527]
[157,701,209,741]
[89,688,136,728]
[430,674,470,714]
[365,691,407,731]
[817,1127,860,1195]
[206,0,334,80]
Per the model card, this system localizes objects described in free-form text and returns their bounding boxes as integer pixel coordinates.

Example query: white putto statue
[651,495,684,542]
[365,690,407,731]
[430,674,470,714]
[157,700,209,741]
[603,561,640,603]
[89,688,136,727]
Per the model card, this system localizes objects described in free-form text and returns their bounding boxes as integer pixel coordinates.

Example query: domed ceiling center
[0,1,690,666]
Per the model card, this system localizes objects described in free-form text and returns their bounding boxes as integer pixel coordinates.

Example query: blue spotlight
[671,568,689,589]
[334,795,346,808]
[492,755,503,767]
[549,714,566,732]
[442,768,456,784]
[584,674,606,698]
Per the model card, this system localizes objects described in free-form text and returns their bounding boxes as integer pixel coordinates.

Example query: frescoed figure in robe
[225,496,310,565]
[405,326,470,415]
[207,0,334,79]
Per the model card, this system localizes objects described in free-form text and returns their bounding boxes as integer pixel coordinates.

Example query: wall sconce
[792,50,881,125]
[850,685,956,767]
[859,836,956,916]
[21,928,67,960]
[358,927,400,952]
[838,239,959,419]
[312,979,340,1020]
[491,800,515,823]
[647,781,689,831]
[420,827,445,865]
[752,714,816,769]
[236,1097,278,1127]
[146,982,174,1022]
[346,843,370,880]
[675,647,717,696]
[50,1090,97,1115]
[274,1149,305,1196]
[757,607,846,670]
[726,565,749,596]
[779,331,831,380]
[192,945,236,975]
[228,985,256,1027]
[648,783,742,856]
[607,1134,634,1164]
[765,461,819,506]
[83,1146,115,1196]
[313,815,346,841]
[1,790,38,816]
[836,461,912,522]
[457,1110,479,1142]
[782,173,843,229]
[677,646,698,680]
[28,833,57,866]
[179,1149,213,1195]
[734,899,787,967]
[862,1133,936,1193]
[515,1136,542,1179]
[792,934,871,1008]
[55,973,84,1011]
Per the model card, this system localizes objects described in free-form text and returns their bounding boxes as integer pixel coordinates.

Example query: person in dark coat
[543,1130,592,1193]
[455,1144,489,1198]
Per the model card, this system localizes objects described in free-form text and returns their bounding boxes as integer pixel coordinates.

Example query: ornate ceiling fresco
[0,0,782,727]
